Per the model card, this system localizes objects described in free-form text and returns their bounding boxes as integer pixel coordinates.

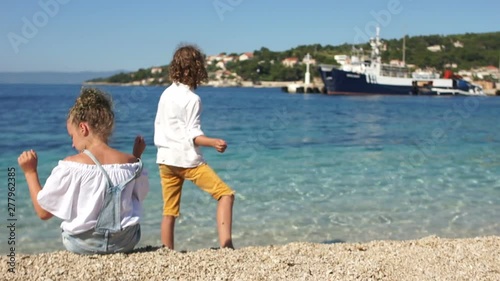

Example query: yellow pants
[158,163,234,216]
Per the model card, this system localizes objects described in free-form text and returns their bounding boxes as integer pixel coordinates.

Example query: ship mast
[370,26,382,64]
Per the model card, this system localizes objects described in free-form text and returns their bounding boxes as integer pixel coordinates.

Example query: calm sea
[1,84,499,254]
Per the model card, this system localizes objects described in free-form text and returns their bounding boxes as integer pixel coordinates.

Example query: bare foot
[133,135,146,158]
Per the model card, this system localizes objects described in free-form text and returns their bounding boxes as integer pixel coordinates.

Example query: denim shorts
[61,224,141,255]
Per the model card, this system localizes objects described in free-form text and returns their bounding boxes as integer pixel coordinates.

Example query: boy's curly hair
[168,44,208,89]
[67,87,115,141]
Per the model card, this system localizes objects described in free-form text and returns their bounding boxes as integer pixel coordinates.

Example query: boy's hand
[213,139,227,153]
[18,149,38,174]
[133,135,146,158]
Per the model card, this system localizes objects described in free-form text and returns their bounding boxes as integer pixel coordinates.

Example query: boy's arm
[186,97,227,152]
[194,136,227,153]
[18,150,53,220]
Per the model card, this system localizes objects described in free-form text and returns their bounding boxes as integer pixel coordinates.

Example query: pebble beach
[2,236,499,281]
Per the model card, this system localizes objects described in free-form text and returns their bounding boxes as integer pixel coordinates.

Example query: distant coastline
[82,80,313,89]
[0,71,127,85]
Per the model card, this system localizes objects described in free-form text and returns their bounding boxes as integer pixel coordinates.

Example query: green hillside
[381,32,500,70]
[88,31,500,84]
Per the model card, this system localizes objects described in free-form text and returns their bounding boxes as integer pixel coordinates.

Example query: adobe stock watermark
[213,0,244,21]
[406,96,484,168]
[222,105,292,182]
[353,0,410,44]
[382,96,485,185]
[7,0,71,54]
[112,85,155,120]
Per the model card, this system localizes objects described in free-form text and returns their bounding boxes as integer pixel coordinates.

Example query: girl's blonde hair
[67,87,114,141]
[168,44,208,89]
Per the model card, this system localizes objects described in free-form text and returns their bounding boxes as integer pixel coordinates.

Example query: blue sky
[1,0,499,72]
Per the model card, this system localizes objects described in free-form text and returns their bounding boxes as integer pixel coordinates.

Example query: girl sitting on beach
[18,87,149,255]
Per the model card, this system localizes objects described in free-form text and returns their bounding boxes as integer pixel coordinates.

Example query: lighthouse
[283,53,321,93]
[304,53,311,85]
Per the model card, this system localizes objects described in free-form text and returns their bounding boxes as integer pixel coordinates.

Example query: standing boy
[154,44,235,250]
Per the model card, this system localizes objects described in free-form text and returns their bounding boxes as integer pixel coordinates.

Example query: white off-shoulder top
[37,160,149,235]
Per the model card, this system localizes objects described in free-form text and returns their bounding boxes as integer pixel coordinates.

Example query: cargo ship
[318,28,485,96]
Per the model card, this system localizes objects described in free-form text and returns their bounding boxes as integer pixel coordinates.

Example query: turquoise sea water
[1,84,499,254]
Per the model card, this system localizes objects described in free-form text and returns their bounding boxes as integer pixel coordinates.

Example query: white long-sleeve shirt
[154,83,205,168]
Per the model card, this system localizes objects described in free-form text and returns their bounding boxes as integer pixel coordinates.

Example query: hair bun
[76,87,113,110]
[68,87,115,141]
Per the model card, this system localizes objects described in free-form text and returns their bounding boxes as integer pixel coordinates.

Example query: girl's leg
[217,194,234,249]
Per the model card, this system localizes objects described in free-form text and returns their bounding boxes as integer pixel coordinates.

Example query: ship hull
[319,67,416,95]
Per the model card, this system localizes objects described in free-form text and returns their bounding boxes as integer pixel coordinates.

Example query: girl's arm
[133,135,146,158]
[18,150,53,220]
